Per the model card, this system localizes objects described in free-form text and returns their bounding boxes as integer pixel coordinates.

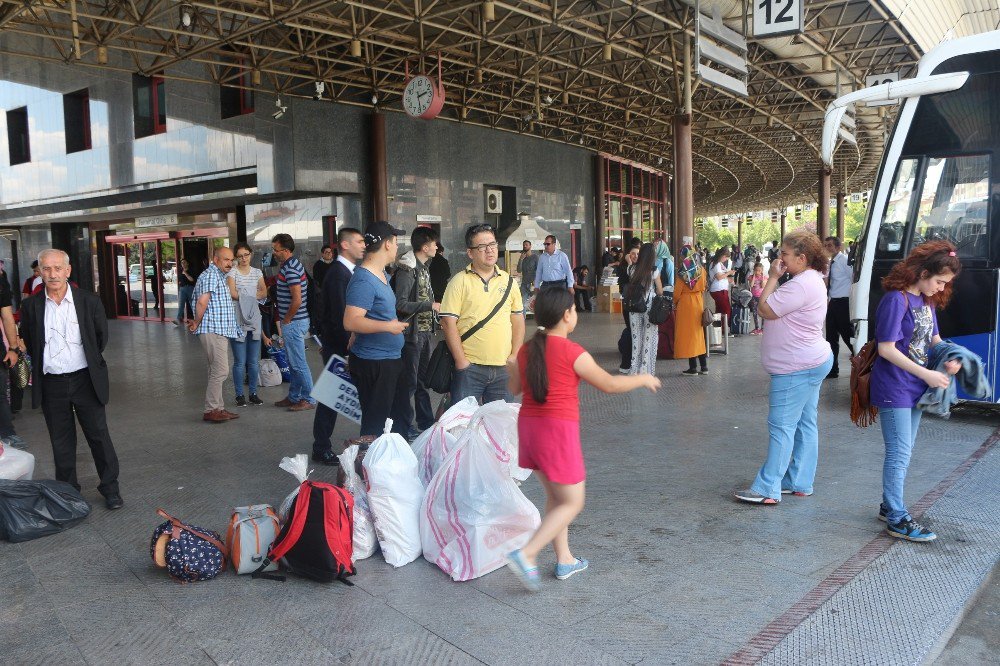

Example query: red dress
[517,335,586,485]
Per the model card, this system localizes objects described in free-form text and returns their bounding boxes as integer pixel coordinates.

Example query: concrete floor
[0,314,996,665]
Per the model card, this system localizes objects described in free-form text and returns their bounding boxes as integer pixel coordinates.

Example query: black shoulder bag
[424,275,514,394]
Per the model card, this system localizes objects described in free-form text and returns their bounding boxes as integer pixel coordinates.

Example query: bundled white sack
[467,400,532,482]
[277,453,311,521]
[412,396,479,485]
[363,420,425,567]
[337,445,378,561]
[420,430,541,581]
[0,446,34,481]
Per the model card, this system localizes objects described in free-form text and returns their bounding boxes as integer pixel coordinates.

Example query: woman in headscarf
[654,233,674,288]
[673,244,708,375]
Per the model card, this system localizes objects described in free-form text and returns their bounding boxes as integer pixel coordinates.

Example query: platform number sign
[753,0,802,38]
[865,72,900,106]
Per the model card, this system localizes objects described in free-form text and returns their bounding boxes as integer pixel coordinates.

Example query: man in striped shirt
[271,233,316,411]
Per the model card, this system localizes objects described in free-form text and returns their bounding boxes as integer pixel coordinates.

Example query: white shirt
[709,261,731,293]
[337,255,357,274]
[43,288,88,375]
[828,252,852,298]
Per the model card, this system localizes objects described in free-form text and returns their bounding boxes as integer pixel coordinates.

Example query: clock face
[403,75,435,117]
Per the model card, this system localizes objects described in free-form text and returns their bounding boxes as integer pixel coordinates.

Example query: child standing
[505,288,660,591]
[749,262,766,334]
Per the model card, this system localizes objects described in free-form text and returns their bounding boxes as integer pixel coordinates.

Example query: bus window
[911,154,990,260]
[875,157,920,260]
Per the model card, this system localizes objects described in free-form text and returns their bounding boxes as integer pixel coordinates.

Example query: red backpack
[254,480,355,584]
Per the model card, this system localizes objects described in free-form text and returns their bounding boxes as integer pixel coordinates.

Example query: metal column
[596,155,607,258]
[673,114,694,249]
[370,112,388,224]
[836,190,846,241]
[818,167,831,238]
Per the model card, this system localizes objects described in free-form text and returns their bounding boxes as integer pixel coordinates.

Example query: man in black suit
[311,227,365,465]
[20,249,122,510]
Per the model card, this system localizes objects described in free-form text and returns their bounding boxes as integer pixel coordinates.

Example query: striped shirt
[192,263,240,338]
[276,256,309,322]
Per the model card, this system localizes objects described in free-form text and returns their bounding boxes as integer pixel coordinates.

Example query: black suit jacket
[319,260,353,355]
[20,286,111,409]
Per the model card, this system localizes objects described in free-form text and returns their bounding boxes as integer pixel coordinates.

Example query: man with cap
[343,221,410,437]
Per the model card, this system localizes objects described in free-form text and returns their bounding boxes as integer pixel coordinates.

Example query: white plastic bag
[412,396,479,485]
[0,447,34,481]
[337,445,378,561]
[467,400,532,482]
[363,420,425,567]
[277,454,311,522]
[420,431,541,581]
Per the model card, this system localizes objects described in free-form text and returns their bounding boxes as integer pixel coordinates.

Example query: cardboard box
[597,284,620,313]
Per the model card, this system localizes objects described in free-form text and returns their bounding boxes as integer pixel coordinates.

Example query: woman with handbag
[735,230,832,505]
[673,244,708,376]
[626,243,663,376]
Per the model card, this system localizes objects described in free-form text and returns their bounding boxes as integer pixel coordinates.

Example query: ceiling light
[371,93,379,106]
[483,1,495,22]
[180,3,193,28]
[543,94,554,106]
[350,39,362,58]
[603,43,613,61]
[273,97,287,119]
[313,81,325,100]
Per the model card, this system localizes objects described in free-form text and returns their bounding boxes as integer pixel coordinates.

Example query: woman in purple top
[735,230,832,505]
[871,241,962,543]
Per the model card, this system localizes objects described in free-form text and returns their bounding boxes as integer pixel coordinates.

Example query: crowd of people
[0,224,973,591]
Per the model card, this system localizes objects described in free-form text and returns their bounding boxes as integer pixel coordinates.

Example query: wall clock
[402,56,445,120]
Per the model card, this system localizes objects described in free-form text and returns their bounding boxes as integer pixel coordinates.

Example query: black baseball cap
[363,221,405,249]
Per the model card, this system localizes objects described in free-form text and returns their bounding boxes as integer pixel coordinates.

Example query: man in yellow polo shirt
[440,224,525,403]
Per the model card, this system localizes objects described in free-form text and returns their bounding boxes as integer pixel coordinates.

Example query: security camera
[273,97,287,119]
[313,81,325,100]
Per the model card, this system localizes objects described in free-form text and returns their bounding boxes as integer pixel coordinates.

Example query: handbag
[624,283,648,314]
[11,351,30,390]
[849,340,879,427]
[701,288,716,327]
[424,276,514,394]
[648,295,670,325]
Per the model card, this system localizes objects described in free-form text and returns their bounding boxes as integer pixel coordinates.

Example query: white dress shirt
[337,254,357,274]
[43,289,88,375]
[828,252,852,298]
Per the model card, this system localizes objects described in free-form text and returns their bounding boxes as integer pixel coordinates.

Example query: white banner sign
[310,354,362,424]
[753,0,803,38]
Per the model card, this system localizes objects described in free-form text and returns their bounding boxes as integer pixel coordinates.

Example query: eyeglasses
[469,241,499,252]
[236,253,251,259]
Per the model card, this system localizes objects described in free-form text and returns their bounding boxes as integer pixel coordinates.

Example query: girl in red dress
[505,288,660,591]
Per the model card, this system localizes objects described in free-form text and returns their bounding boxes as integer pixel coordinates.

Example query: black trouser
[349,356,403,438]
[618,308,632,370]
[541,280,568,290]
[390,331,435,436]
[688,354,708,372]
[41,369,119,497]
[0,365,15,438]
[312,343,346,456]
[826,297,853,373]
[575,290,592,311]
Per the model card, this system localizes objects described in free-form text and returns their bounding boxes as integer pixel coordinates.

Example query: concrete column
[370,112,388,223]
[737,217,744,250]
[836,190,846,241]
[780,208,787,239]
[672,114,694,249]
[817,167,831,238]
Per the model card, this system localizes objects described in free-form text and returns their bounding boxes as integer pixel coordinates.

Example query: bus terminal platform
[1,315,997,665]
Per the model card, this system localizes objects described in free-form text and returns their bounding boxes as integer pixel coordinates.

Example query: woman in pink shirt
[735,230,832,504]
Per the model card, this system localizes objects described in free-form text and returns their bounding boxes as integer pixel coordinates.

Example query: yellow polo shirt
[439,264,524,366]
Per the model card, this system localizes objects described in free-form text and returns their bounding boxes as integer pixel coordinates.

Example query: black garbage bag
[0,479,91,543]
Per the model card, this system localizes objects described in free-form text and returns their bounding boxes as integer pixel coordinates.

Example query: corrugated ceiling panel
[882,0,999,51]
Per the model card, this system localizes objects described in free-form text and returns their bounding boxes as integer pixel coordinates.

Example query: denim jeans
[177,285,194,321]
[391,331,435,435]
[282,318,315,404]
[879,407,923,524]
[230,331,261,397]
[751,354,833,500]
[451,363,512,404]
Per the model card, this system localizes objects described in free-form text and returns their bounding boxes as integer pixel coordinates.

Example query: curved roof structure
[1,1,989,215]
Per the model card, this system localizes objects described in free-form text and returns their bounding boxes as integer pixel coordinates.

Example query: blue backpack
[150,509,227,582]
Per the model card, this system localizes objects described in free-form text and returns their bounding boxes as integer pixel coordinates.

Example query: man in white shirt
[823,236,854,379]
[533,235,574,294]
[20,249,122,509]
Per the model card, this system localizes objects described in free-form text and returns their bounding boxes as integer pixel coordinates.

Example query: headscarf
[678,244,702,289]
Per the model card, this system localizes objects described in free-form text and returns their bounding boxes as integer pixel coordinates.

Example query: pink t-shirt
[760,269,831,375]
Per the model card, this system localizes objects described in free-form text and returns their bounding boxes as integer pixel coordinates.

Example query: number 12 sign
[754,0,803,38]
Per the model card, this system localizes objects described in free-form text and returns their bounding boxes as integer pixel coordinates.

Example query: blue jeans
[282,318,315,404]
[879,407,923,524]
[751,354,833,500]
[230,331,261,397]
[177,285,194,321]
[451,363,512,404]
